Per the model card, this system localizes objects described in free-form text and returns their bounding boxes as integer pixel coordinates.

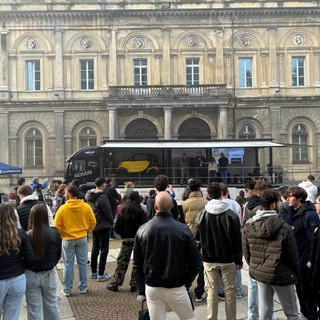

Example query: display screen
[212,148,245,165]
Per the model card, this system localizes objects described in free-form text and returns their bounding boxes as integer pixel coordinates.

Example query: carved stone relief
[27,38,39,49]
[293,34,305,46]
[186,35,199,47]
[239,35,251,47]
[134,36,146,48]
[81,37,93,49]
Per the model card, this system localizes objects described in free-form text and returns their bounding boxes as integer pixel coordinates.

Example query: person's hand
[137,295,146,302]
[307,261,312,269]
[236,264,243,270]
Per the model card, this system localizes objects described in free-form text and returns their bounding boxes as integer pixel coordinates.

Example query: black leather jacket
[25,226,62,272]
[195,199,243,265]
[133,212,200,295]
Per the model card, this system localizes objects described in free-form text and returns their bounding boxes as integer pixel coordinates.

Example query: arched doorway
[178,118,211,139]
[125,118,158,140]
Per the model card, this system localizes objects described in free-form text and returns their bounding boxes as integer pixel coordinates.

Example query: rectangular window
[80,60,94,90]
[239,58,253,88]
[292,57,305,87]
[134,59,147,86]
[26,140,43,166]
[26,60,40,91]
[186,58,200,85]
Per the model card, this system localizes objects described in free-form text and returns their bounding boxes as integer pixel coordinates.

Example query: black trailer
[64,139,284,186]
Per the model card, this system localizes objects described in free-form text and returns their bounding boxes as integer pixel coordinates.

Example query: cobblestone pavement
[20,238,291,320]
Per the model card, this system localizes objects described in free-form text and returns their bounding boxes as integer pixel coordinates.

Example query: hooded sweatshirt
[54,199,96,240]
[242,209,299,286]
[85,189,113,231]
[195,199,242,264]
[298,180,318,203]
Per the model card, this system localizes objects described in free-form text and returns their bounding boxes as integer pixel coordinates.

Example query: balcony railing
[108,84,231,98]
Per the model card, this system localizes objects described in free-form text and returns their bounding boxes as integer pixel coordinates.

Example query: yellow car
[117,153,159,175]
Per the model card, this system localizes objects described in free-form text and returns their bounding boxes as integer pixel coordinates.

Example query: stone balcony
[108,84,232,99]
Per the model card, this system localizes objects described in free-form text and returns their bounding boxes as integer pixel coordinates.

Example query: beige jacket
[182,191,208,237]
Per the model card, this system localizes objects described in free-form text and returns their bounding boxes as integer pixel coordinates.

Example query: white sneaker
[195,292,207,302]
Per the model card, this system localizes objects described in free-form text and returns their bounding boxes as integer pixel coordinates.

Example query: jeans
[248,274,259,320]
[0,273,26,320]
[62,236,88,293]
[258,282,299,320]
[91,228,110,276]
[204,262,236,320]
[220,170,228,184]
[25,269,60,320]
[146,285,195,320]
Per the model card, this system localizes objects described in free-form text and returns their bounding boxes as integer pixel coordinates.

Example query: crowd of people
[1,173,320,320]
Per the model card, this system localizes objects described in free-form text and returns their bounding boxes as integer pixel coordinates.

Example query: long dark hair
[0,203,20,255]
[28,204,49,259]
[120,191,143,221]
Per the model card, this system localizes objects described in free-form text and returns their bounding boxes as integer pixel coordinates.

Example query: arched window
[25,128,43,167]
[79,127,97,148]
[292,124,308,162]
[178,118,211,139]
[239,125,256,139]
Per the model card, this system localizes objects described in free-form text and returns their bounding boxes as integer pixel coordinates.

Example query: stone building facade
[0,0,320,187]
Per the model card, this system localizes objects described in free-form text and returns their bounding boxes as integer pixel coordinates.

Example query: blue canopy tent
[0,162,22,175]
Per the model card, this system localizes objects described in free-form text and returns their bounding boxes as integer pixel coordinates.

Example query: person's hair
[35,183,42,191]
[55,184,67,196]
[238,190,245,198]
[33,177,39,183]
[66,185,79,198]
[154,175,169,192]
[307,175,315,181]
[56,180,63,186]
[0,204,20,255]
[220,183,229,196]
[149,189,156,196]
[316,193,320,202]
[288,186,308,203]
[18,185,32,196]
[278,186,289,200]
[207,182,222,200]
[71,179,80,188]
[235,195,244,208]
[48,182,56,192]
[244,180,256,190]
[28,204,49,259]
[17,177,25,186]
[260,189,280,210]
[105,177,112,185]
[119,191,143,221]
[254,180,273,192]
[95,177,106,187]
[124,181,134,189]
[189,179,201,192]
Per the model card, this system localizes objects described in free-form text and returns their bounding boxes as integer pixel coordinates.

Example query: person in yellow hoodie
[54,185,96,296]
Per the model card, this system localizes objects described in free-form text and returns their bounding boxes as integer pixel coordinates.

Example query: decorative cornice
[2,8,320,20]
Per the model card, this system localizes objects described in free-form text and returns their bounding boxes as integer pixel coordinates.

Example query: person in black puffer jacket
[286,186,320,320]
[107,191,147,293]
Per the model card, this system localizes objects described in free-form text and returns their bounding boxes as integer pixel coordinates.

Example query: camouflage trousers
[110,241,136,287]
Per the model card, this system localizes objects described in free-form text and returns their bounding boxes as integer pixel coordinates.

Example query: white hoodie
[298,180,318,203]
